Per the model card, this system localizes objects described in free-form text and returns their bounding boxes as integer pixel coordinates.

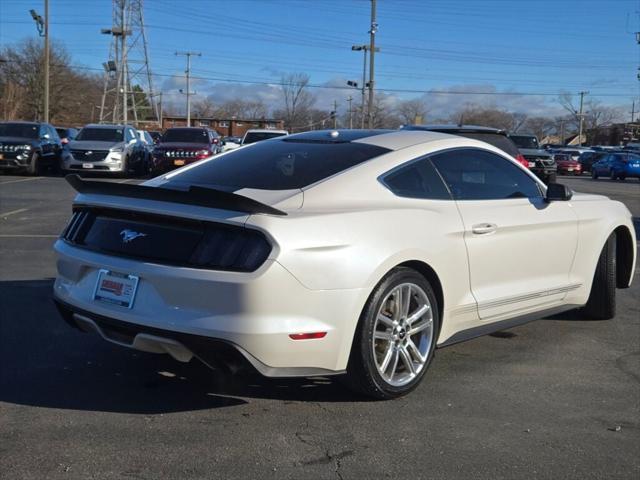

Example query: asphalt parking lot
[0,173,638,480]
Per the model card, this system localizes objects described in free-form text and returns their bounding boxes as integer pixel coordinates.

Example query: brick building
[161,116,285,137]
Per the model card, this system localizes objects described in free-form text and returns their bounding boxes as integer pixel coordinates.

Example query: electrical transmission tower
[99,0,158,125]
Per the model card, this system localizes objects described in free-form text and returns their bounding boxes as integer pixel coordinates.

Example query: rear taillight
[195,149,211,159]
[190,226,272,272]
[516,154,529,168]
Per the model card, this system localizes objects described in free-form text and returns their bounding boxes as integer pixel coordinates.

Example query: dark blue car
[591,152,640,181]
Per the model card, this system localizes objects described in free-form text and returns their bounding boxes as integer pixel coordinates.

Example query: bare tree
[450,104,517,130]
[280,72,315,130]
[522,116,552,140]
[395,98,427,125]
[0,39,102,125]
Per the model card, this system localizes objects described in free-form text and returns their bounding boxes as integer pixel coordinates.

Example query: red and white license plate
[93,269,139,309]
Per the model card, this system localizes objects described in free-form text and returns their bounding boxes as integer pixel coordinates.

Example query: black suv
[0,121,63,175]
[401,124,530,168]
[508,134,557,184]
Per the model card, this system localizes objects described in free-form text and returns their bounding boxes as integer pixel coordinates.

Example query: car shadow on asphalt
[0,279,364,415]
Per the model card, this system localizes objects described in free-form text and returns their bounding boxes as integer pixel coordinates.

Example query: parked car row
[0,120,290,177]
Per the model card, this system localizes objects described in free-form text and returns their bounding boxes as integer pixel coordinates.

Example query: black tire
[610,169,617,180]
[592,169,598,179]
[582,234,616,320]
[25,151,42,176]
[342,267,440,400]
[619,174,626,181]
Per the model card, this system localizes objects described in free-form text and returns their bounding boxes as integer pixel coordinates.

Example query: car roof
[402,124,507,135]
[244,129,288,134]
[283,129,457,151]
[0,121,41,126]
[83,123,129,129]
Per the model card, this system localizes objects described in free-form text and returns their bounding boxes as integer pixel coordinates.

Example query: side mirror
[545,183,573,202]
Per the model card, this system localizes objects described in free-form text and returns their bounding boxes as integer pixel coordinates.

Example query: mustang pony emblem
[120,229,147,243]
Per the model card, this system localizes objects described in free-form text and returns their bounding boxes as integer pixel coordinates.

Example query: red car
[554,153,582,175]
[151,127,222,172]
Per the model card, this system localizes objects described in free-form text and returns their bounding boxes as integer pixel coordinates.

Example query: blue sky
[1,0,639,118]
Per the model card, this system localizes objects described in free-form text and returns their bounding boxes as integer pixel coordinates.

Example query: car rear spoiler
[65,174,286,216]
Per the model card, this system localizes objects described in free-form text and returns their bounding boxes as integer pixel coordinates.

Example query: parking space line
[1,208,29,218]
[0,234,58,238]
[0,177,44,185]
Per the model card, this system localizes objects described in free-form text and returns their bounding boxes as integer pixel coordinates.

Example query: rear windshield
[242,132,287,145]
[509,135,539,150]
[162,129,209,144]
[0,123,39,139]
[164,139,389,190]
[76,127,123,142]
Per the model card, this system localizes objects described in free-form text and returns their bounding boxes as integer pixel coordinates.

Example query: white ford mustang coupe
[53,129,636,399]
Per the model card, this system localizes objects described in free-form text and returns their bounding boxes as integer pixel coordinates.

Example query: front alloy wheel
[343,267,439,399]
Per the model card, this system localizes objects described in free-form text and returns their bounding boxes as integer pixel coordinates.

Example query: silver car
[63,124,146,176]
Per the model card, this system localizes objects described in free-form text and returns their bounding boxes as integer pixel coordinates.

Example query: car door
[430,148,579,321]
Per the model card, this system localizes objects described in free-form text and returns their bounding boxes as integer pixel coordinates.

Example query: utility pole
[100,0,158,126]
[347,96,353,129]
[631,100,636,123]
[367,0,377,128]
[176,51,201,127]
[559,120,565,146]
[332,100,338,129]
[578,90,588,147]
[29,4,48,122]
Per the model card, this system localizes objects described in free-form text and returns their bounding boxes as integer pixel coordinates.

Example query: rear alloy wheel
[582,233,616,320]
[343,267,439,399]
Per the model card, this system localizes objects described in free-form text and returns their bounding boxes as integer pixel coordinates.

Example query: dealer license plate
[567,168,573,171]
[174,159,185,166]
[83,163,94,169]
[93,269,139,309]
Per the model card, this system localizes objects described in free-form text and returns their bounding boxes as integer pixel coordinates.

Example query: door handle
[471,223,497,235]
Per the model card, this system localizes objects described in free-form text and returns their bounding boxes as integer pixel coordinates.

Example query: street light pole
[44,0,49,123]
[29,5,49,122]
[347,96,353,129]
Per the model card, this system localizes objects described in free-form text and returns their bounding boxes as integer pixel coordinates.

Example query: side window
[381,157,451,200]
[430,148,542,201]
[126,128,136,142]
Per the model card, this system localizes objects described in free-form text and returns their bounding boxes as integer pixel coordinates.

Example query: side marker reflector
[289,332,327,340]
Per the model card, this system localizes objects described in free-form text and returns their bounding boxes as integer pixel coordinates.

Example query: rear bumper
[54,298,298,376]
[53,239,364,376]
[152,155,213,171]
